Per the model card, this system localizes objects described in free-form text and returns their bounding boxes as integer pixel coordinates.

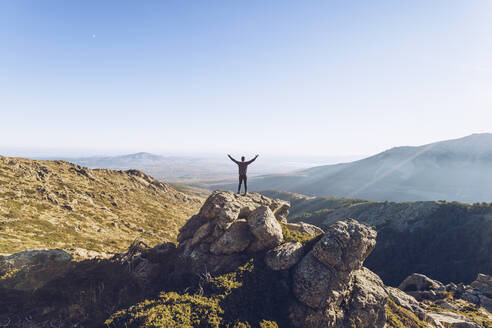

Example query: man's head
[241,156,245,162]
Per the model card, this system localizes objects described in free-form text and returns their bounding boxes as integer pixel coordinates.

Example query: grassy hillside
[0,155,203,257]
[260,190,492,286]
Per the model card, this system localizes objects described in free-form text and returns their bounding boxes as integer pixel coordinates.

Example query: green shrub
[281,224,321,244]
[106,257,289,327]
[385,297,429,328]
[105,292,223,328]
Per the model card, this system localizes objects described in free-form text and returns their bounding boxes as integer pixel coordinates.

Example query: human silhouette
[228,154,259,195]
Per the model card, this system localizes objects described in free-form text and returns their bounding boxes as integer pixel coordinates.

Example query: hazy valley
[215,134,492,203]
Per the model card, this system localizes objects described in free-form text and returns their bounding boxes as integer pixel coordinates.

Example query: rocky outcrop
[0,249,73,290]
[210,220,251,255]
[394,272,492,327]
[471,273,492,297]
[398,272,492,314]
[6,190,491,327]
[177,191,290,273]
[194,190,290,230]
[399,273,444,298]
[265,242,304,271]
[247,206,283,251]
[290,219,386,328]
[176,192,391,327]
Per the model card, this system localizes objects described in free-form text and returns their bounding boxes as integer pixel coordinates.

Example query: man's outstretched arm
[246,154,259,164]
[228,154,239,164]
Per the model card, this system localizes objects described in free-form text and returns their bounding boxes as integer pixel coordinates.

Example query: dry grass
[0,156,204,258]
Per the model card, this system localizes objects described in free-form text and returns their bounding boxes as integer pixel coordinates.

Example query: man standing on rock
[228,154,259,195]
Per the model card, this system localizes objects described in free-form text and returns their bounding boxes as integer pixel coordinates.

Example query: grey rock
[471,273,492,296]
[399,273,444,292]
[0,249,73,291]
[198,191,290,230]
[427,312,481,328]
[386,287,430,321]
[199,191,242,229]
[344,268,387,328]
[478,294,492,313]
[210,220,251,255]
[293,252,349,309]
[312,219,376,271]
[265,242,304,271]
[190,222,214,246]
[292,219,385,328]
[177,214,206,243]
[461,291,480,304]
[247,206,283,252]
[272,201,290,223]
[0,249,72,274]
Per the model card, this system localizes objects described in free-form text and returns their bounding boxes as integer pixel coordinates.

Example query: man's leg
[243,176,248,195]
[238,176,243,194]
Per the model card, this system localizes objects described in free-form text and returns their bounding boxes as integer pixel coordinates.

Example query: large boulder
[399,273,444,292]
[0,249,73,291]
[312,219,376,271]
[247,206,283,252]
[344,268,387,327]
[471,273,492,297]
[177,191,289,273]
[190,222,214,246]
[198,191,290,229]
[291,219,385,328]
[178,191,289,245]
[294,252,349,309]
[177,214,207,243]
[395,273,492,326]
[210,220,251,255]
[265,242,304,271]
[469,273,492,313]
[426,312,482,328]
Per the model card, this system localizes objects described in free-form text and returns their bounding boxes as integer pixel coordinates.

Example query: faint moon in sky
[92,34,96,38]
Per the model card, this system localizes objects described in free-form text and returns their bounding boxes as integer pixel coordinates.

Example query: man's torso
[237,162,249,176]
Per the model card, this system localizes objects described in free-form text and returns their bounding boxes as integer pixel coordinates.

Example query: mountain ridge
[219,133,492,202]
[260,190,492,286]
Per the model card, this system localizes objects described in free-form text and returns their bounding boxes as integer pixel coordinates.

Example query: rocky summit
[2,190,492,327]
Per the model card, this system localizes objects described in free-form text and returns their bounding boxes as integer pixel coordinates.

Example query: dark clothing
[228,155,258,194]
[238,174,247,194]
[228,155,257,175]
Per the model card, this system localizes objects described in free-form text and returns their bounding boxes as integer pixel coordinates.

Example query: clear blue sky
[1,1,491,157]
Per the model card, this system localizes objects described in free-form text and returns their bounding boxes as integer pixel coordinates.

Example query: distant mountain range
[37,152,356,184]
[214,133,492,203]
[36,152,228,183]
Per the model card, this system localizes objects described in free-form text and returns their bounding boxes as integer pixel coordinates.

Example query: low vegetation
[261,190,492,285]
[385,298,430,328]
[281,223,322,244]
[0,156,203,257]
[106,257,292,327]
[425,299,492,327]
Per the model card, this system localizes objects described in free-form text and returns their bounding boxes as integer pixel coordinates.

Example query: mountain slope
[2,192,490,328]
[0,155,203,256]
[230,134,492,202]
[261,190,492,286]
